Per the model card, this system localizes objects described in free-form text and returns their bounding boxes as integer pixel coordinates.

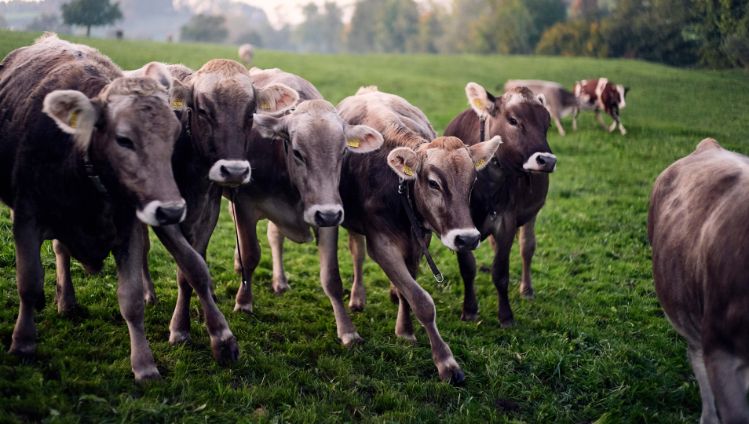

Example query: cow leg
[493,223,517,327]
[52,240,77,314]
[113,223,159,381]
[141,228,157,305]
[705,348,749,424]
[457,249,479,321]
[395,292,416,342]
[687,346,719,424]
[595,110,607,130]
[231,197,261,313]
[348,231,367,311]
[553,116,566,136]
[318,226,362,346]
[367,234,464,384]
[169,268,193,344]
[154,225,239,364]
[9,215,44,356]
[518,217,536,299]
[572,108,579,131]
[267,222,290,294]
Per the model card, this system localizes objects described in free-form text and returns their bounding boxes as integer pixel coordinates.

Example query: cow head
[614,84,628,109]
[387,136,502,251]
[172,59,298,187]
[43,64,186,226]
[466,82,556,174]
[254,99,383,227]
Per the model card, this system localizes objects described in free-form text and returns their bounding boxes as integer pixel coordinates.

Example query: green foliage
[535,19,607,57]
[475,0,534,54]
[695,0,749,68]
[179,14,228,43]
[2,29,749,422]
[61,0,122,36]
[346,0,420,53]
[25,13,71,34]
[525,0,568,47]
[294,2,344,53]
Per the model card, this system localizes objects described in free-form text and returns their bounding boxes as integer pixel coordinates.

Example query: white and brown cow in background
[504,79,578,136]
[238,44,254,66]
[649,138,749,424]
[573,77,628,135]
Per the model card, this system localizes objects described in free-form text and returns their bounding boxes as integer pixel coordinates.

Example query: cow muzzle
[523,152,557,173]
[304,204,344,227]
[137,199,187,226]
[209,160,251,187]
[441,228,481,252]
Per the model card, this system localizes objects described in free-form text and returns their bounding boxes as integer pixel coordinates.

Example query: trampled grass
[1,30,748,423]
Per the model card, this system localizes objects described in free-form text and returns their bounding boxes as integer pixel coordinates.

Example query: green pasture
[1,30,748,423]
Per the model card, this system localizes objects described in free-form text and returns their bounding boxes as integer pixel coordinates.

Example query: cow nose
[454,233,480,251]
[155,204,186,225]
[315,210,343,227]
[220,164,250,182]
[209,160,251,186]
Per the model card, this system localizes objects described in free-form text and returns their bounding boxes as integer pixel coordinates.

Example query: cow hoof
[272,281,290,295]
[169,331,190,345]
[519,288,535,300]
[349,300,365,312]
[500,318,515,328]
[211,335,240,365]
[9,341,36,357]
[144,292,158,305]
[134,366,161,382]
[396,333,417,344]
[233,302,253,314]
[437,358,465,385]
[460,310,479,321]
[341,332,364,347]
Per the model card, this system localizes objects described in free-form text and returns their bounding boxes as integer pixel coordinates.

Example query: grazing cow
[443,82,555,326]
[504,80,578,136]
[0,34,238,380]
[334,86,502,382]
[227,68,383,338]
[238,44,254,66]
[649,138,749,424]
[573,78,628,135]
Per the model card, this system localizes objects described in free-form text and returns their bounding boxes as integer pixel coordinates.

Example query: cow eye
[428,179,440,190]
[508,117,519,127]
[116,136,135,150]
[292,149,306,164]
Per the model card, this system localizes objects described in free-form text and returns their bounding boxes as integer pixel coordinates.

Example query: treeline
[181,0,749,68]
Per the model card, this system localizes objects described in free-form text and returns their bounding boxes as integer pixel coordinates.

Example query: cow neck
[82,149,109,196]
[397,178,444,284]
[477,115,515,222]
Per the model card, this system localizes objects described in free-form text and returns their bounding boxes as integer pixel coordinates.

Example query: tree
[474,0,534,54]
[180,14,228,43]
[524,0,567,47]
[347,0,383,52]
[694,0,749,68]
[61,0,122,37]
[26,13,72,33]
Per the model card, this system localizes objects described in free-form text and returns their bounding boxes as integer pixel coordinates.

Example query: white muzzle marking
[523,152,557,173]
[441,228,481,252]
[136,199,187,226]
[304,204,344,227]
[208,160,251,186]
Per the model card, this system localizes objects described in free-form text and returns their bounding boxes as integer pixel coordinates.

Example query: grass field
[1,30,748,423]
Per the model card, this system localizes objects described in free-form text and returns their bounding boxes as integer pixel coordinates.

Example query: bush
[180,14,228,43]
[535,20,607,57]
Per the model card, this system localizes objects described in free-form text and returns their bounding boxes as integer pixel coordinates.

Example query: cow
[573,78,628,135]
[332,86,502,382]
[0,34,237,380]
[224,68,382,345]
[238,44,254,66]
[649,138,749,424]
[440,82,556,327]
[504,79,578,136]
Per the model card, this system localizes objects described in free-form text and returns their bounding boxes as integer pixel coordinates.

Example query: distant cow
[238,44,254,66]
[443,82,556,326]
[227,68,382,348]
[0,34,239,380]
[335,86,502,382]
[573,78,628,135]
[649,138,749,423]
[504,79,578,136]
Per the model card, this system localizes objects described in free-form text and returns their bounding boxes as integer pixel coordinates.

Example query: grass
[1,29,748,423]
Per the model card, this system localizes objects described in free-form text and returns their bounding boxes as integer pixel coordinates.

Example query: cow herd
[0,33,746,420]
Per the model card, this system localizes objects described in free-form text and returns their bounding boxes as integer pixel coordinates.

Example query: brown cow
[573,77,628,135]
[0,34,238,380]
[649,138,749,423]
[504,79,578,136]
[225,69,382,344]
[442,82,555,326]
[332,86,501,382]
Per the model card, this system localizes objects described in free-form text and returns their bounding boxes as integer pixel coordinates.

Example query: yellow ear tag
[69,110,79,129]
[475,159,486,169]
[260,101,271,111]
[347,138,361,148]
[472,98,484,109]
[171,98,184,109]
[402,164,414,177]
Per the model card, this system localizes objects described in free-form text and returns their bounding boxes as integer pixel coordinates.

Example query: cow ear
[170,79,192,112]
[142,62,173,91]
[469,135,502,171]
[465,82,496,118]
[344,124,383,154]
[387,147,420,180]
[43,90,99,152]
[536,93,547,107]
[256,83,299,113]
[253,112,288,140]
